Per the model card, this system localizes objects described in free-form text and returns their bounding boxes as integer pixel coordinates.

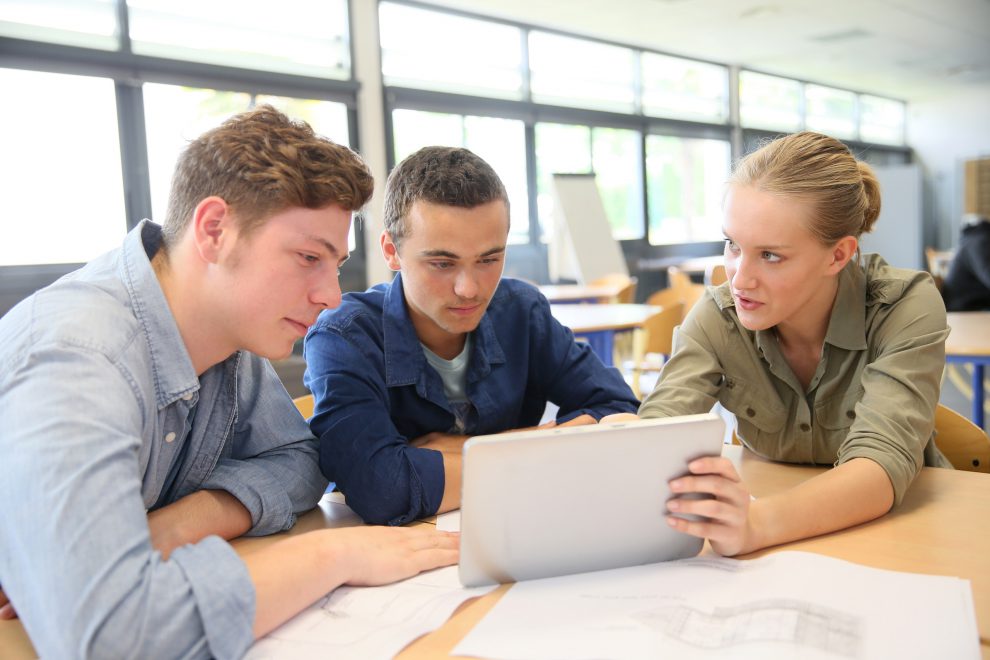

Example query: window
[0,0,118,50]
[529,32,636,113]
[641,52,729,123]
[535,123,643,242]
[805,84,856,140]
[859,95,906,146]
[379,2,523,99]
[128,0,350,79]
[739,71,802,132]
[391,109,530,244]
[0,69,125,266]
[646,136,730,245]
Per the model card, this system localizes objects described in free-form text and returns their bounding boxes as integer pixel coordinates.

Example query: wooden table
[550,303,659,366]
[538,283,624,304]
[946,311,990,428]
[3,447,988,658]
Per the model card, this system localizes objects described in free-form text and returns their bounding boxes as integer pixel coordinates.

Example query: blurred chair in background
[625,302,683,398]
[589,273,638,304]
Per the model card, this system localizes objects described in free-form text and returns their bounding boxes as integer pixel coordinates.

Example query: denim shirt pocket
[719,375,785,454]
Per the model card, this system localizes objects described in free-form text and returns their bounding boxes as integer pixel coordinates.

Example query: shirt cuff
[171,535,255,660]
[200,459,295,536]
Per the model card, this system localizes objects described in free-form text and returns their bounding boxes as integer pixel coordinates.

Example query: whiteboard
[548,173,628,283]
[859,164,923,270]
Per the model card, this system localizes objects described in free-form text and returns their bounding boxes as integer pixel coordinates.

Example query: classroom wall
[908,86,990,250]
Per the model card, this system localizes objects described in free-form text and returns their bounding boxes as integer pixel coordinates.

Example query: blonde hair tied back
[730,131,882,244]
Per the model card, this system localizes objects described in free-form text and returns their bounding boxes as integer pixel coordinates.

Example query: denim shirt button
[182,393,193,401]
[164,432,176,443]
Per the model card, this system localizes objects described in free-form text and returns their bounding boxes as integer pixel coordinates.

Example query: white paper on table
[435,510,461,532]
[454,550,979,660]
[246,566,495,660]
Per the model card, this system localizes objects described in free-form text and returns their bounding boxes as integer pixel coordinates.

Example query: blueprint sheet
[454,551,978,660]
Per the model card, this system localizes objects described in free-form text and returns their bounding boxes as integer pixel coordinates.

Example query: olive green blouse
[639,254,951,505]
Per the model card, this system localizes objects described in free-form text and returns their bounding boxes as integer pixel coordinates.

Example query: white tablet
[458,413,725,587]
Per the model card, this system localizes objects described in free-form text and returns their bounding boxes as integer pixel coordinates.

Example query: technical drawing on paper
[633,598,861,657]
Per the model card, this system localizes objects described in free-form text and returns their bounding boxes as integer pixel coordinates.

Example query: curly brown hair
[162,105,373,247]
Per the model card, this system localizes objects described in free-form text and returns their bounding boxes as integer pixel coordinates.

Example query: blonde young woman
[637,131,951,556]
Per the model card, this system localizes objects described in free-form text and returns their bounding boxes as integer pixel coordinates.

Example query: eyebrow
[722,231,790,251]
[418,246,506,259]
[303,234,349,263]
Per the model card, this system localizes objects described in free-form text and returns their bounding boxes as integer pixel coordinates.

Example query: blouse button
[846,410,856,420]
[164,432,176,443]
[800,423,810,432]
[746,407,756,417]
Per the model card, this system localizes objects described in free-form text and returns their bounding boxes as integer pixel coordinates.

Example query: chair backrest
[666,266,693,292]
[293,394,315,419]
[590,273,638,304]
[641,303,683,356]
[706,263,728,286]
[933,403,990,473]
[646,284,705,322]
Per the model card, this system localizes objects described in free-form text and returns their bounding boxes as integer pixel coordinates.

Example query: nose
[311,271,343,310]
[730,254,756,291]
[454,269,479,300]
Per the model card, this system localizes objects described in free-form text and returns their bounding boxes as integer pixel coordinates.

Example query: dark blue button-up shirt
[303,274,639,525]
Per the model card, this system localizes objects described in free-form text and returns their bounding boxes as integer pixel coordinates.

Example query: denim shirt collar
[382,273,506,391]
[120,220,201,410]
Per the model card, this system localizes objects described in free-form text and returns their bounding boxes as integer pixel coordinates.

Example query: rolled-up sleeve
[836,280,949,505]
[0,345,255,659]
[205,355,328,536]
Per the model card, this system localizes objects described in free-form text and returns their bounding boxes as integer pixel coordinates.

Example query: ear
[380,230,402,271]
[191,197,233,264]
[826,235,858,275]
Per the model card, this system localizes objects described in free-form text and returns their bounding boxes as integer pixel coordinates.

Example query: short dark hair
[162,105,373,248]
[383,146,509,247]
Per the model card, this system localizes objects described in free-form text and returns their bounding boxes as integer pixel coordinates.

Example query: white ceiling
[422,0,990,102]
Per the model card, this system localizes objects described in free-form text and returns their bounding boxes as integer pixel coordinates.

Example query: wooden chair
[650,268,707,322]
[706,263,728,286]
[293,394,314,419]
[933,403,990,473]
[626,303,683,398]
[666,266,694,292]
[590,273,638,304]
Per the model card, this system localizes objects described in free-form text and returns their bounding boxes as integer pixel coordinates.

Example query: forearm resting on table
[748,457,894,553]
[147,489,252,559]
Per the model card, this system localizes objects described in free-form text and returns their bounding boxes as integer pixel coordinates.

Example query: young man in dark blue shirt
[304,146,639,525]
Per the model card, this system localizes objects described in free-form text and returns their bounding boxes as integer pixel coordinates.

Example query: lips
[285,318,310,336]
[448,304,481,317]
[734,294,764,311]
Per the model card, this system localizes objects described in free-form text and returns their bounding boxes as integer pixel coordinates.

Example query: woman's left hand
[666,456,756,557]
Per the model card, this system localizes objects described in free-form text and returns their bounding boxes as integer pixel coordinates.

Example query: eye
[480,256,502,265]
[299,253,320,265]
[430,261,454,270]
[762,251,782,263]
[724,239,740,254]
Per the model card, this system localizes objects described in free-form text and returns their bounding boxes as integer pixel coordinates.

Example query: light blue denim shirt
[0,221,327,659]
